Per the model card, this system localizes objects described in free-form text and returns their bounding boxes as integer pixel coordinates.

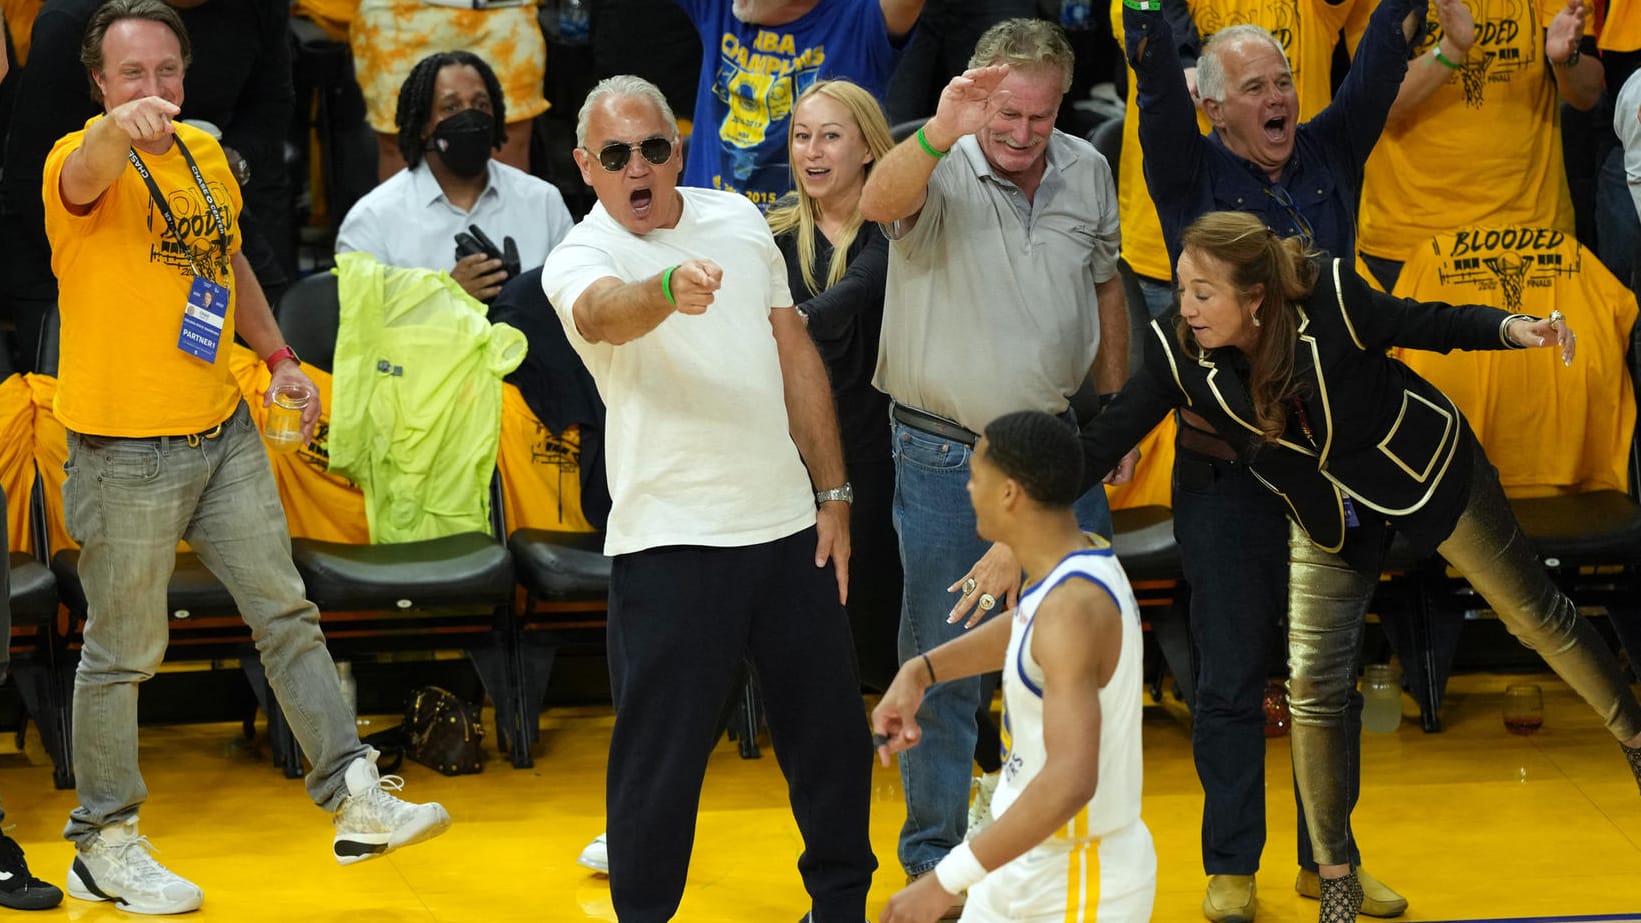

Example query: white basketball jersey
[993,540,1145,842]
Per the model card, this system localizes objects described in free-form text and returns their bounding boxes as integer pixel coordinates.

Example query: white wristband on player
[933,841,987,894]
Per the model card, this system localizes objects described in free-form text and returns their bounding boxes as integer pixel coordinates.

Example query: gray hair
[968,18,1075,94]
[576,75,678,148]
[1196,25,1289,103]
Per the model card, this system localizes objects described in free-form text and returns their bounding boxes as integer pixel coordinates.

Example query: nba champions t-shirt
[677,0,899,209]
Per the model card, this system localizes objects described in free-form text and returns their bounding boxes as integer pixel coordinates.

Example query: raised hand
[1545,0,1587,64]
[1434,0,1476,56]
[924,65,1013,150]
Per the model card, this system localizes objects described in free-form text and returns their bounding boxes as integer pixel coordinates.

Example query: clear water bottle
[336,660,358,723]
[558,0,590,46]
[1361,663,1402,733]
[1060,0,1092,30]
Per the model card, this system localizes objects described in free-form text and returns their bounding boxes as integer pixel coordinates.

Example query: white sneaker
[66,818,203,915]
[332,750,452,865]
[965,770,1001,841]
[577,832,609,874]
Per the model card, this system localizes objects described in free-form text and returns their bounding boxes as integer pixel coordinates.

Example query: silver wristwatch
[815,482,854,505]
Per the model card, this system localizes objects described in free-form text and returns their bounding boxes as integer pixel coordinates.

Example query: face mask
[427,108,494,178]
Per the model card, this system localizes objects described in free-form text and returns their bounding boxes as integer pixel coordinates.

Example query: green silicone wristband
[1432,45,1461,69]
[915,125,948,159]
[661,265,678,306]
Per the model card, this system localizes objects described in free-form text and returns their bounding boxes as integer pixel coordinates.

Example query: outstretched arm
[1336,258,1575,361]
[569,258,720,345]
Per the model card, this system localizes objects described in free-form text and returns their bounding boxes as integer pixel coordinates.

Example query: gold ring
[962,577,977,596]
[1548,309,1565,326]
[978,593,997,611]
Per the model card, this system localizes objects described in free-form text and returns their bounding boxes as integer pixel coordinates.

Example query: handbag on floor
[363,686,485,776]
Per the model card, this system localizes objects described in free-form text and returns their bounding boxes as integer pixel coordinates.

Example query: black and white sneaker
[0,834,61,911]
[66,819,201,914]
[333,750,452,865]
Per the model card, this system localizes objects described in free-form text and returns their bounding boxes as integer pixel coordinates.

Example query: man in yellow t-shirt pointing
[42,2,451,914]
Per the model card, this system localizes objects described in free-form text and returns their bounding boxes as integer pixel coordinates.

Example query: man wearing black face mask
[337,51,573,302]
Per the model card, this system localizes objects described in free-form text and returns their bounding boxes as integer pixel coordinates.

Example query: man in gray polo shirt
[859,18,1133,916]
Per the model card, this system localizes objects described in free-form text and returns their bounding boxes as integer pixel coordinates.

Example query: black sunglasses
[1264,185,1315,246]
[588,137,673,172]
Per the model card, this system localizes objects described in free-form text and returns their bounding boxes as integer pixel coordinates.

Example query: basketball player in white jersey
[872,410,1156,923]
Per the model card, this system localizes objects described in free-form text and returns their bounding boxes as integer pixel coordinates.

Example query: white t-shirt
[542,187,816,555]
[336,160,574,276]
[1618,71,1641,225]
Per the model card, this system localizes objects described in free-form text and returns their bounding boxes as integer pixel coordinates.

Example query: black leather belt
[892,403,979,447]
[82,421,226,450]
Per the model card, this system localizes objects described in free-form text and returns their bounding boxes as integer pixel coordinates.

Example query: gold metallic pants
[1286,453,1641,865]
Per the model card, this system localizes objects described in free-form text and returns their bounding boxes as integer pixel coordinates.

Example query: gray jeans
[62,402,367,844]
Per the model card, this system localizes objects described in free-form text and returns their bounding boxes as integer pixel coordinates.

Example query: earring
[1252,314,1262,327]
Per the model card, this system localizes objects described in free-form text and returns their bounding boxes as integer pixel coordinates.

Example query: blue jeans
[61,402,367,844]
[1596,146,1640,289]
[891,418,1111,874]
[1135,274,1175,320]
[1172,452,1361,874]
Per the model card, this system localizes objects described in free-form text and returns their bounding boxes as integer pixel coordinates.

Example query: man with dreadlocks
[338,50,573,303]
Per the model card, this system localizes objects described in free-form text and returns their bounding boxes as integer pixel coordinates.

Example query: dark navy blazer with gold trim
[1082,257,1529,566]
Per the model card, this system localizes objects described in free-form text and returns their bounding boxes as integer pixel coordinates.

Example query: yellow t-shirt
[43,119,244,437]
[2,0,42,66]
[1358,0,1575,262]
[0,374,33,555]
[1600,0,1641,51]
[1104,413,1179,511]
[1390,229,1637,497]
[1111,0,1356,281]
[27,374,72,555]
[497,385,596,534]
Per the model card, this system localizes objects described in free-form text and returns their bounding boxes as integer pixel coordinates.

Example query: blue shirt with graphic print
[675,0,902,209]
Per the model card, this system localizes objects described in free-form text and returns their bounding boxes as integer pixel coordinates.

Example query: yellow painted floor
[0,671,1635,922]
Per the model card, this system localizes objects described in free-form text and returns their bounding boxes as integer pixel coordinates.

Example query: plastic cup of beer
[264,385,309,454]
[1503,683,1544,736]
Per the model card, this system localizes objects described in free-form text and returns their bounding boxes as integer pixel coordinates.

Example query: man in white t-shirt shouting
[541,75,876,923]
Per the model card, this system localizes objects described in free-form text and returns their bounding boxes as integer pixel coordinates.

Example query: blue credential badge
[178,276,229,362]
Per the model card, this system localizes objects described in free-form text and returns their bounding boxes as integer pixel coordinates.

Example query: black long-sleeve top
[774,222,892,466]
[1081,257,1532,568]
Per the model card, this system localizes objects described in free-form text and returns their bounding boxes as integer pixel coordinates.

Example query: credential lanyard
[127,135,229,280]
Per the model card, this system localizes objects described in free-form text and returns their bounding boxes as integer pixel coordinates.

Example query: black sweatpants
[605,526,877,923]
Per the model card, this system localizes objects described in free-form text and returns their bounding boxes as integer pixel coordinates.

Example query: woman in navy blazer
[1082,212,1641,921]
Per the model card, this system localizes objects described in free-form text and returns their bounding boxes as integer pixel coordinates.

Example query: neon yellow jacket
[330,252,526,543]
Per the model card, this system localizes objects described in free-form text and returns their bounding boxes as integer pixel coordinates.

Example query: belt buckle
[186,422,225,448]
